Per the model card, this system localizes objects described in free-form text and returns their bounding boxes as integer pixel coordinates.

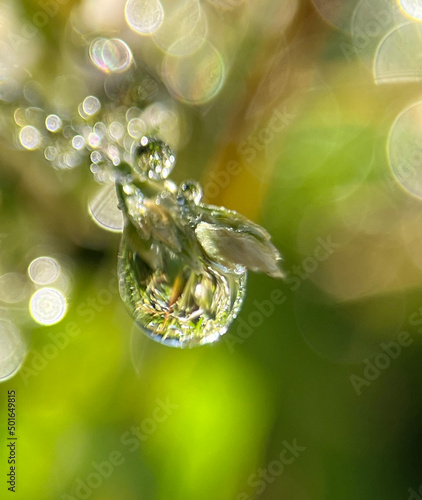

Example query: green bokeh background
[1,1,422,499]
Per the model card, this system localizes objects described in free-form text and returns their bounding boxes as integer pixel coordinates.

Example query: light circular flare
[89,37,133,74]
[0,319,26,382]
[351,0,403,68]
[374,23,422,84]
[0,273,27,304]
[152,0,208,57]
[388,100,422,199]
[19,125,41,150]
[28,256,61,285]
[88,183,124,233]
[82,96,101,117]
[127,117,146,138]
[125,0,164,35]
[29,288,67,326]
[45,114,62,132]
[398,0,422,20]
[162,41,226,105]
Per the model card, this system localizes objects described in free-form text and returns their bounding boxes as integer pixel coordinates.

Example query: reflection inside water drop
[399,0,422,20]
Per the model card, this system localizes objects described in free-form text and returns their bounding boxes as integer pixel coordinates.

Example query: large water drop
[115,138,282,347]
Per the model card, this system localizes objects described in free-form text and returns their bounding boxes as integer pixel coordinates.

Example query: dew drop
[89,37,133,74]
[133,136,176,180]
[117,182,246,347]
[116,137,282,347]
[178,180,203,204]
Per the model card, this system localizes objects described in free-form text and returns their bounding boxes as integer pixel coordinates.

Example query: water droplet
[82,96,101,116]
[113,135,282,346]
[45,114,62,132]
[19,125,41,150]
[134,136,176,180]
[125,0,164,35]
[116,161,282,345]
[117,181,246,347]
[89,37,133,74]
[178,180,203,204]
